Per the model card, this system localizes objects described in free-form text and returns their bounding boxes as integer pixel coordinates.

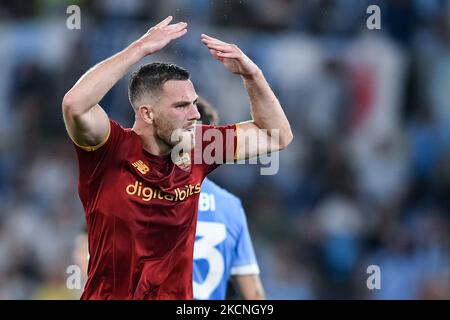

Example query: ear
[138,104,154,124]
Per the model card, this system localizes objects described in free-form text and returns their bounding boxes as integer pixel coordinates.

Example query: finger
[201,38,230,47]
[166,22,188,32]
[202,42,235,53]
[170,28,188,40]
[201,34,229,46]
[209,49,220,57]
[201,33,226,42]
[209,49,225,62]
[216,51,241,59]
[202,39,239,53]
[155,16,173,28]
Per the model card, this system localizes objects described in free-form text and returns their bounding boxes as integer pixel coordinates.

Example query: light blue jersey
[193,178,260,300]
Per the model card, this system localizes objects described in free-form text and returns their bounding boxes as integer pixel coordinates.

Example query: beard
[156,123,196,154]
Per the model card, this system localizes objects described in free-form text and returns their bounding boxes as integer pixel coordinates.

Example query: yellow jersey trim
[234,123,239,161]
[70,122,111,152]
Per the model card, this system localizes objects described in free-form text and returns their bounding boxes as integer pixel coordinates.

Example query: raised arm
[201,34,293,160]
[62,16,187,149]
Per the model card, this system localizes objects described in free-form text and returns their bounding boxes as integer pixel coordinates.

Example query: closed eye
[174,103,189,109]
[174,98,199,109]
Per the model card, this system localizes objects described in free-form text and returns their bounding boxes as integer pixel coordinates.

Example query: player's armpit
[235,121,286,161]
[232,274,266,300]
[62,103,111,152]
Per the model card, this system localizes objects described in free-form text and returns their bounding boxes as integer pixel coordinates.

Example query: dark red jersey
[73,120,236,299]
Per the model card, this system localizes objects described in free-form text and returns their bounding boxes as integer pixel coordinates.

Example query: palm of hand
[135,16,187,56]
[141,30,171,53]
[225,55,260,78]
[201,34,259,78]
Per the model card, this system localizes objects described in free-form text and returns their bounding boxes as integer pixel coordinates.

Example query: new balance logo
[132,160,150,175]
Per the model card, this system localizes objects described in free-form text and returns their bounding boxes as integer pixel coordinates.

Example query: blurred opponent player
[193,98,265,300]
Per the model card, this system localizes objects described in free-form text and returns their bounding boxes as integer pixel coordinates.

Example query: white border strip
[231,264,260,275]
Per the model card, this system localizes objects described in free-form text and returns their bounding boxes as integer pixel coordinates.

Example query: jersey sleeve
[194,124,238,176]
[72,119,126,182]
[230,199,260,276]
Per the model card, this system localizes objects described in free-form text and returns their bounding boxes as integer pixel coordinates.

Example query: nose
[189,103,201,121]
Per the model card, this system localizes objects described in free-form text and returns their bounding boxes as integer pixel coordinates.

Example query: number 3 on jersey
[193,221,226,299]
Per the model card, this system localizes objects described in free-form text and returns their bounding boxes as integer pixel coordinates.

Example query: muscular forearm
[242,72,293,148]
[63,42,144,115]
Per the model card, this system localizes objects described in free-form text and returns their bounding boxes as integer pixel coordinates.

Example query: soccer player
[62,16,292,299]
[194,98,265,300]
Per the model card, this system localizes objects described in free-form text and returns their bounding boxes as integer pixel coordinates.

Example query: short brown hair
[128,62,190,109]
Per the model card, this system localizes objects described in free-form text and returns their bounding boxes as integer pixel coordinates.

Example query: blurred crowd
[0,0,449,299]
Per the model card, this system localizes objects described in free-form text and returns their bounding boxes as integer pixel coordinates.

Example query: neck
[132,123,172,156]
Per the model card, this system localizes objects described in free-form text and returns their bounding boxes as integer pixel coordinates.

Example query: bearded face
[152,80,200,153]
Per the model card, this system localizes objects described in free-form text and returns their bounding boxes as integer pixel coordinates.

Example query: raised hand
[135,16,187,57]
[201,34,261,79]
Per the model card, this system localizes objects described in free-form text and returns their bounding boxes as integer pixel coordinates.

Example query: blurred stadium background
[0,0,449,299]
